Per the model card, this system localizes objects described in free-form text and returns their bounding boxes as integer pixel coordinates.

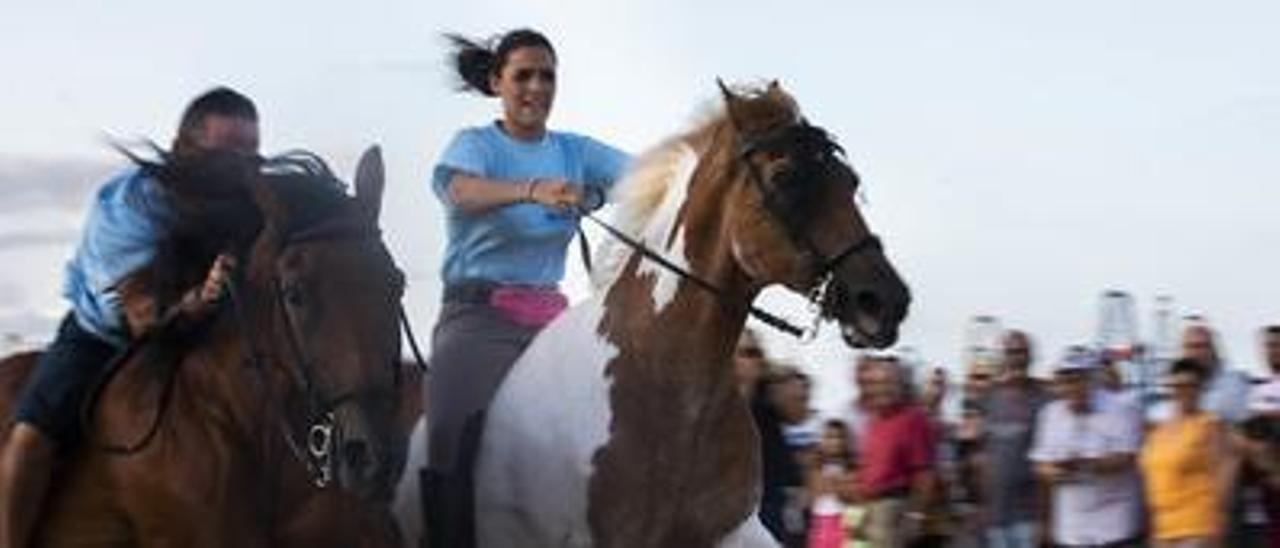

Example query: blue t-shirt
[432,123,629,286]
[63,167,174,346]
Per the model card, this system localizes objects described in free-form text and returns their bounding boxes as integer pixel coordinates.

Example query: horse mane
[119,147,355,328]
[590,83,800,291]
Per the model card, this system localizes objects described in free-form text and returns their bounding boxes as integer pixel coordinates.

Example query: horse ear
[717,78,747,130]
[767,79,783,97]
[717,78,735,102]
[353,145,385,224]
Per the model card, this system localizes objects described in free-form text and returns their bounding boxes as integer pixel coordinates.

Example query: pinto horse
[0,147,413,547]
[394,81,911,547]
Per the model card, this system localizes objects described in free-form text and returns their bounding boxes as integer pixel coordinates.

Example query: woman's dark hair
[1169,357,1207,383]
[446,28,556,97]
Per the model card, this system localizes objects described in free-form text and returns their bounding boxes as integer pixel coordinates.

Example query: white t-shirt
[1029,392,1143,545]
[1248,377,1280,414]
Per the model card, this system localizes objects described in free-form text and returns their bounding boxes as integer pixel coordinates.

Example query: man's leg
[1,313,117,548]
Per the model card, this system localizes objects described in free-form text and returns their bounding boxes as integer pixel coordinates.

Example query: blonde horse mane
[591,82,800,291]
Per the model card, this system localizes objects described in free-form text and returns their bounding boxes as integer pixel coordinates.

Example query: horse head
[716,81,909,348]
[239,147,406,501]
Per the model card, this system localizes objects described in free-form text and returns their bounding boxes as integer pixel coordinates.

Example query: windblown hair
[445,28,556,97]
[120,146,353,313]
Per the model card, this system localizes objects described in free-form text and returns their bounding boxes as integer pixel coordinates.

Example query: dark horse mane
[122,147,355,316]
[77,146,364,454]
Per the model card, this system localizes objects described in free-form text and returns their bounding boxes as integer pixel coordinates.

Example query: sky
[1,0,1277,412]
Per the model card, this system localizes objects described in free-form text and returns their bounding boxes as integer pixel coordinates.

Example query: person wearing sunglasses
[423,28,630,548]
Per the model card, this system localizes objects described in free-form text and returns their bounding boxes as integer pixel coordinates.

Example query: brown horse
[0,147,414,547]
[395,81,911,547]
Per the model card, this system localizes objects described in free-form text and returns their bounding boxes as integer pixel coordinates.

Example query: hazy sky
[2,0,1277,411]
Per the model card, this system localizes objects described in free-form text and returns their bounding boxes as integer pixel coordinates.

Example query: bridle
[576,118,884,340]
[227,219,397,488]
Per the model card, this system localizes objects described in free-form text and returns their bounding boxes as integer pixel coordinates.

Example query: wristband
[525,179,540,202]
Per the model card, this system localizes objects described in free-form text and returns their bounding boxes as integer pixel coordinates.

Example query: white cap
[1055,345,1099,373]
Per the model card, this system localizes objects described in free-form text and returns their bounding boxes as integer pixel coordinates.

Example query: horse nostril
[343,440,371,473]
[854,290,883,318]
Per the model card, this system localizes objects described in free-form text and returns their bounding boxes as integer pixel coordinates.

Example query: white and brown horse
[396,81,910,547]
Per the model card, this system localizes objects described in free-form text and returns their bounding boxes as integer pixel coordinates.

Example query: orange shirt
[1139,412,1222,539]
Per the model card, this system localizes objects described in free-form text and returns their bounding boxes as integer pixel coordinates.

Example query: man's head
[1263,325,1280,374]
[1180,324,1220,372]
[864,356,905,411]
[172,87,260,158]
[1054,346,1097,413]
[921,367,948,412]
[1001,330,1033,381]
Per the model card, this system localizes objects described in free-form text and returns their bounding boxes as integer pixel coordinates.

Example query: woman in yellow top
[1139,358,1239,547]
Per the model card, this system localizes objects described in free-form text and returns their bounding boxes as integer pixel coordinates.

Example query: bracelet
[525,179,540,202]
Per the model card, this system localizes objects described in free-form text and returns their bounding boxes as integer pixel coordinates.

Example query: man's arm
[1080,453,1135,475]
[116,254,235,339]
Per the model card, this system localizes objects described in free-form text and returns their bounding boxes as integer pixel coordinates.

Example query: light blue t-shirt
[432,123,629,286]
[63,167,174,346]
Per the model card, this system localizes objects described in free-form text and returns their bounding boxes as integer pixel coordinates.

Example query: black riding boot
[422,468,475,548]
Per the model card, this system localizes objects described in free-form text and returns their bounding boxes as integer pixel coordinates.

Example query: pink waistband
[488,286,568,328]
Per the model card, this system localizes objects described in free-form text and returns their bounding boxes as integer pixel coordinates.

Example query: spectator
[842,354,879,449]
[1140,358,1237,547]
[979,330,1050,548]
[1177,324,1251,424]
[1175,325,1258,546]
[920,367,948,417]
[754,365,813,546]
[917,366,958,548]
[806,419,855,548]
[1030,346,1143,548]
[856,357,936,548]
[1239,325,1280,548]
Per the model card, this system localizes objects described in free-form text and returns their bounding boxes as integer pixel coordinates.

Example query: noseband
[228,220,392,488]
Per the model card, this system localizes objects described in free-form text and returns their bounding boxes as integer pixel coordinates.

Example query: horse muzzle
[830,269,910,349]
[330,410,398,502]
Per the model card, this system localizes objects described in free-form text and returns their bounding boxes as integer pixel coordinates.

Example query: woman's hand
[526,178,582,210]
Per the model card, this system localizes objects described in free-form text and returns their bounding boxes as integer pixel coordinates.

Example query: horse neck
[181,291,304,453]
[599,138,755,394]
